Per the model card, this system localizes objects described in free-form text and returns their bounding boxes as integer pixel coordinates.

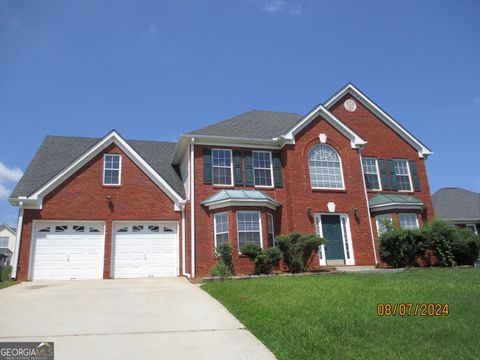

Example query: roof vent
[344,99,357,112]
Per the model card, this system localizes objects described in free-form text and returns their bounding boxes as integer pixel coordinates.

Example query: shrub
[379,228,425,268]
[451,228,480,265]
[240,243,282,275]
[0,265,12,281]
[275,232,324,273]
[421,219,456,267]
[210,243,234,277]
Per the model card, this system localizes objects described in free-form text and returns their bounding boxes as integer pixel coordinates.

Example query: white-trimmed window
[212,149,233,186]
[362,157,381,190]
[214,212,229,248]
[253,151,273,187]
[399,213,419,229]
[376,214,393,235]
[0,237,8,248]
[308,144,345,189]
[393,160,412,191]
[237,211,262,249]
[267,213,275,247]
[103,154,121,185]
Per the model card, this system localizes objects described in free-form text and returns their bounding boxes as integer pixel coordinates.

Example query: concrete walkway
[0,278,276,360]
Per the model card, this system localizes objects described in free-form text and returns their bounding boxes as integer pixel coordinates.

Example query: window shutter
[203,148,212,184]
[244,151,254,186]
[387,159,398,190]
[378,159,390,190]
[409,160,421,191]
[233,150,243,186]
[272,153,283,187]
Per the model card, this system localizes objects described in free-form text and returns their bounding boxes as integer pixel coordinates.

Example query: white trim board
[324,84,432,158]
[11,130,185,211]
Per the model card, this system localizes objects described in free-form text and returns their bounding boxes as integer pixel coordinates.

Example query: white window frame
[0,236,8,248]
[103,154,122,186]
[362,157,382,191]
[308,144,346,190]
[399,213,419,229]
[212,148,234,186]
[375,214,393,235]
[253,151,274,188]
[213,212,229,248]
[267,213,275,247]
[393,159,413,192]
[236,211,263,253]
[314,213,355,266]
[466,224,478,235]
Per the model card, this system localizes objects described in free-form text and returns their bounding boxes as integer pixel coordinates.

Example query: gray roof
[188,110,302,139]
[432,188,480,221]
[11,135,185,199]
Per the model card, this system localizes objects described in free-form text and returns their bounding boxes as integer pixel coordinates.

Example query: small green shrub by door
[380,219,480,268]
[240,243,282,275]
[211,243,235,277]
[275,232,324,273]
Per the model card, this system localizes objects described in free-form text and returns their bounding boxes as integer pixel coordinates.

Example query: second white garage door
[112,222,178,278]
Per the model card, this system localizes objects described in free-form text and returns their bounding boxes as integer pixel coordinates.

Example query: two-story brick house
[9,84,434,281]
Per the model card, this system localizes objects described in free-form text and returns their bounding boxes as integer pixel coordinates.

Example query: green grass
[0,280,18,290]
[202,268,480,360]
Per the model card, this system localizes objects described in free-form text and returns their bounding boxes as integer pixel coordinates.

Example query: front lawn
[202,268,480,360]
[0,280,18,290]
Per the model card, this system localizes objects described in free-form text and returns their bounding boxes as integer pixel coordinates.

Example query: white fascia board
[24,130,185,210]
[369,202,424,213]
[204,199,280,211]
[281,105,367,149]
[324,84,432,158]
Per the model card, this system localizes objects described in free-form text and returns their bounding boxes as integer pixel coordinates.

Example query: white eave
[10,130,186,211]
[324,83,433,158]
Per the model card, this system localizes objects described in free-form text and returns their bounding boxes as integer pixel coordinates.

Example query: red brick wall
[16,144,181,281]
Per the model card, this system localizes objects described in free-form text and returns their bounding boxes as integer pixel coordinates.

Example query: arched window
[308,144,345,189]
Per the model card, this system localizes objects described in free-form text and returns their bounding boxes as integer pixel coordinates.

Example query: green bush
[0,265,12,281]
[210,242,234,277]
[451,228,480,265]
[379,228,425,268]
[275,232,324,273]
[422,219,456,267]
[240,243,282,275]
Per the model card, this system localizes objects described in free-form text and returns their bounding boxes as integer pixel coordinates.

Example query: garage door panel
[31,222,105,281]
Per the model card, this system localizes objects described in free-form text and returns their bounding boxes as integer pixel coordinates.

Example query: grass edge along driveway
[202,268,479,360]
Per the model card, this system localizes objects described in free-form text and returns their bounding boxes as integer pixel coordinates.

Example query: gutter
[190,139,196,278]
[181,205,190,278]
[12,199,25,279]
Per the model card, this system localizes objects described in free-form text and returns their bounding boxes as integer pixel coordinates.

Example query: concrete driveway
[0,279,276,360]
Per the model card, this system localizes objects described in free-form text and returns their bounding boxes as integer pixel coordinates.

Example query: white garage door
[112,222,178,278]
[31,222,105,281]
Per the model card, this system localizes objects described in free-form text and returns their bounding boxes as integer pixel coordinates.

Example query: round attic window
[344,99,357,112]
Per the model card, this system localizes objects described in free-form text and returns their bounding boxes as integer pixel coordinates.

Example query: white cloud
[262,0,302,16]
[0,162,23,200]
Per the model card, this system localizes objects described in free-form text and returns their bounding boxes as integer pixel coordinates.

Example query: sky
[0,0,479,226]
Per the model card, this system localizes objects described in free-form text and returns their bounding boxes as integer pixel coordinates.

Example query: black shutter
[378,159,390,190]
[233,150,243,186]
[409,160,421,191]
[387,159,398,190]
[272,153,283,187]
[244,151,254,186]
[203,148,212,184]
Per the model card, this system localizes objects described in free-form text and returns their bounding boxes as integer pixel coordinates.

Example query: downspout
[181,205,190,278]
[358,148,378,264]
[12,200,24,279]
[190,138,196,278]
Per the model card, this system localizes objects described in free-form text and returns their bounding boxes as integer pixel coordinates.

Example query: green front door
[321,215,344,261]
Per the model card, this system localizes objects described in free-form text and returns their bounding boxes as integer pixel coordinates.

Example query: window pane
[253,152,272,186]
[0,237,8,248]
[238,231,261,248]
[237,211,261,248]
[212,149,232,185]
[399,213,418,229]
[362,158,380,190]
[213,167,231,185]
[309,145,344,189]
[393,160,412,191]
[376,214,393,234]
[216,233,229,246]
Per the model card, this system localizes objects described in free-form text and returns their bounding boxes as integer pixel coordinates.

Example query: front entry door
[321,215,344,264]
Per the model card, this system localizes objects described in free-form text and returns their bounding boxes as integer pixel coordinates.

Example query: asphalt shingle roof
[10,136,185,199]
[188,110,302,139]
[432,188,480,221]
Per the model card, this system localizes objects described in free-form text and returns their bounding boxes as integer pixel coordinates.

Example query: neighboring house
[0,223,16,267]
[9,84,435,281]
[432,188,480,234]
